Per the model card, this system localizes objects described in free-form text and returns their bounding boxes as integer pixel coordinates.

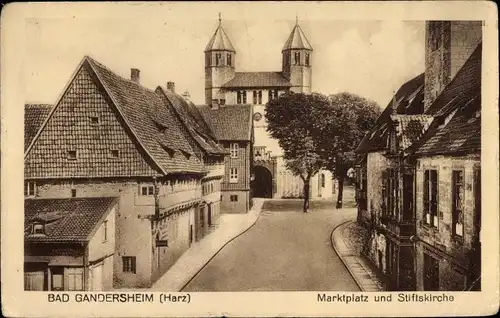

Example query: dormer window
[32,222,45,235]
[89,116,99,125]
[110,149,120,158]
[67,150,78,160]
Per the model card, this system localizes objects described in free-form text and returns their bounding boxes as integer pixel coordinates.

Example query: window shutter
[430,170,438,218]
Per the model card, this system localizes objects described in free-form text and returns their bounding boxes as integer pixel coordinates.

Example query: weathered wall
[415,155,480,291]
[221,190,250,213]
[424,21,482,110]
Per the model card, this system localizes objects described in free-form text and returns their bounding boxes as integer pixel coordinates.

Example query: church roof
[282,23,313,51]
[222,72,291,89]
[205,23,236,52]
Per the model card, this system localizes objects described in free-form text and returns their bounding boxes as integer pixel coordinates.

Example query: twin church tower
[204,16,313,106]
[203,16,334,200]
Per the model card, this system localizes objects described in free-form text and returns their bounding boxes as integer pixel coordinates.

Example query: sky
[24,4,425,108]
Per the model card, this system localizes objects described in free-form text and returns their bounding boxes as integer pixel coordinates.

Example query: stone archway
[253,165,273,198]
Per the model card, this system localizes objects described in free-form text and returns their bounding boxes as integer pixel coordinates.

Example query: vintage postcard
[1,1,498,317]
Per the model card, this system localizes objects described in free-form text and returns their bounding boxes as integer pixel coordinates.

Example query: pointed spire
[282,19,313,51]
[205,13,236,52]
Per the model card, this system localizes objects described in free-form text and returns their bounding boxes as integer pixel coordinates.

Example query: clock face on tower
[253,112,262,122]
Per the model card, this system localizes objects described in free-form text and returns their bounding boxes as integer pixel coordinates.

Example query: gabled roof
[197,105,253,141]
[222,72,291,89]
[356,73,425,153]
[282,23,313,51]
[25,197,117,242]
[424,43,482,116]
[414,94,480,156]
[25,104,52,151]
[390,115,433,151]
[205,23,236,52]
[25,56,205,176]
[412,43,482,156]
[157,87,227,156]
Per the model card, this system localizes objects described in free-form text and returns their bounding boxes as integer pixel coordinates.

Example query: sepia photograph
[1,1,498,317]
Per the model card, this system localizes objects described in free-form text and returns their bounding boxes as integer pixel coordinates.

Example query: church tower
[205,15,236,106]
[282,19,313,93]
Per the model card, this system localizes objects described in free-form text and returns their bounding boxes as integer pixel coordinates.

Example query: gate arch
[253,165,273,198]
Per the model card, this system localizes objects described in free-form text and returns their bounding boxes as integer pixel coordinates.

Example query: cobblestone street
[183,198,361,291]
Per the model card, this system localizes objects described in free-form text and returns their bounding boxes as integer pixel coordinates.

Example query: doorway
[253,166,273,198]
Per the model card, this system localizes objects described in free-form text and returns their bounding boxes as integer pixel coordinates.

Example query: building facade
[204,17,334,200]
[24,197,117,291]
[198,104,254,213]
[24,56,227,288]
[355,21,482,291]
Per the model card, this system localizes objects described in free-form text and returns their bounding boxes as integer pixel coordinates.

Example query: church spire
[205,13,236,53]
[282,19,313,52]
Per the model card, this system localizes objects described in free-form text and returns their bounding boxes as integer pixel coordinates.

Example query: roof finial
[218,12,222,25]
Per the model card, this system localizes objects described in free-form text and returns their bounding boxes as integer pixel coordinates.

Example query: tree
[266,93,329,212]
[315,92,381,208]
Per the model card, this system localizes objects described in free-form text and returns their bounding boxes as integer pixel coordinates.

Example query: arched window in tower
[216,53,222,66]
[205,53,211,66]
[258,91,262,104]
[253,91,257,104]
[227,53,232,67]
[294,51,300,65]
[305,53,310,66]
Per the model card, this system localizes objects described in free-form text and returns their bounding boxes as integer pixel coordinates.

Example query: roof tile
[198,105,253,141]
[24,104,52,151]
[222,72,291,89]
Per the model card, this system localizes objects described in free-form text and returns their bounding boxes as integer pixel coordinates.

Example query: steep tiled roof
[25,104,52,151]
[415,94,480,156]
[197,105,253,141]
[205,24,236,52]
[424,43,482,116]
[157,87,227,156]
[390,115,433,151]
[413,43,482,156]
[356,73,425,153]
[25,56,206,177]
[25,197,117,242]
[222,72,291,89]
[282,23,313,51]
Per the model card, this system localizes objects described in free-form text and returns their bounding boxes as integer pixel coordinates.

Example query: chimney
[131,68,140,83]
[167,82,175,93]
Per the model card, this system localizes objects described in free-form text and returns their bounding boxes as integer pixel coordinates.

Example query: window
[67,150,77,160]
[24,181,36,197]
[51,267,64,291]
[423,253,440,291]
[252,91,262,104]
[140,184,154,196]
[103,220,108,242]
[110,149,120,158]
[215,53,221,66]
[230,143,239,158]
[227,53,232,67]
[230,195,238,202]
[305,53,310,66]
[199,207,205,227]
[423,169,438,227]
[321,173,326,188]
[382,168,398,218]
[71,189,77,198]
[268,90,278,101]
[205,53,210,66]
[294,51,300,65]
[122,256,136,273]
[89,116,99,125]
[452,170,464,237]
[237,91,247,104]
[66,267,83,291]
[219,99,225,106]
[229,168,238,183]
[32,223,44,235]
